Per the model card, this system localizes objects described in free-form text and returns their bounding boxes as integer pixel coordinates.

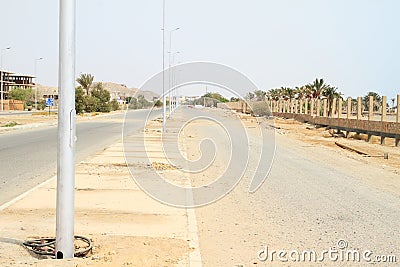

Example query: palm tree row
[266,78,342,102]
[267,78,342,116]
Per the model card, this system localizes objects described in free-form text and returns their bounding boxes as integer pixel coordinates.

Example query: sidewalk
[0,115,196,266]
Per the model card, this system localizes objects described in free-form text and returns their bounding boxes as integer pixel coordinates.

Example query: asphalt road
[184,109,400,266]
[0,109,159,206]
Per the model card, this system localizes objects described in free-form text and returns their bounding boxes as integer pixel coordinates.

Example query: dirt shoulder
[273,117,400,173]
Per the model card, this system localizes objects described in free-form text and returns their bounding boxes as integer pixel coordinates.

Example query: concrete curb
[0,175,56,212]
[0,110,126,134]
[181,127,203,267]
[0,122,58,133]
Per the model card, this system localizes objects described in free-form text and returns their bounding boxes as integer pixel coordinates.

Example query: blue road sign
[46,98,55,107]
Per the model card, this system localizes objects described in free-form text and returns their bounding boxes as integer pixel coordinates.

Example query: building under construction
[0,69,35,110]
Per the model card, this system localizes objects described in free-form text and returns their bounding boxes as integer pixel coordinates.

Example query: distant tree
[322,86,342,116]
[251,101,271,117]
[125,97,132,104]
[10,87,34,109]
[295,86,306,99]
[137,94,152,109]
[203,92,229,103]
[10,87,34,102]
[75,86,86,114]
[245,92,255,101]
[76,73,94,95]
[128,95,153,110]
[154,99,163,107]
[128,97,138,109]
[91,82,111,112]
[84,96,100,113]
[362,92,381,112]
[38,100,47,111]
[254,90,267,101]
[311,78,328,99]
[282,87,295,100]
[267,89,281,101]
[110,99,120,111]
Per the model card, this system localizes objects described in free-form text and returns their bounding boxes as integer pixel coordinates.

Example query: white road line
[182,127,203,267]
[0,159,92,212]
[186,190,203,267]
[0,175,56,211]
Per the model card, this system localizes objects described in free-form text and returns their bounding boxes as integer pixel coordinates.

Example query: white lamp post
[168,28,180,116]
[56,0,76,259]
[171,51,180,111]
[162,0,166,132]
[0,47,11,112]
[34,57,44,110]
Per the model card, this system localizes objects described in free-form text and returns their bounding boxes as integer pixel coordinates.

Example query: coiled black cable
[23,235,92,258]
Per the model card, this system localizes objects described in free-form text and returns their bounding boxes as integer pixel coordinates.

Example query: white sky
[0,0,399,98]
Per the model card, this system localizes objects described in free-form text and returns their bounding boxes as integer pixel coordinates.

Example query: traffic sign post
[46,98,54,116]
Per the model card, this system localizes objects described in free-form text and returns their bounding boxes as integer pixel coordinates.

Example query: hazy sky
[0,0,399,98]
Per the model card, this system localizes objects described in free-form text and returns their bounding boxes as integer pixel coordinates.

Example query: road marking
[186,189,203,267]
[181,127,203,267]
[0,175,56,211]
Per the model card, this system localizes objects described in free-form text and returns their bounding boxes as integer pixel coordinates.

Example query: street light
[34,57,44,110]
[0,46,11,69]
[162,0,166,132]
[171,51,180,111]
[56,0,76,259]
[1,46,12,112]
[168,27,180,117]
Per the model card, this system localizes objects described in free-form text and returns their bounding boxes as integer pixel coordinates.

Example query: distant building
[183,96,201,104]
[0,69,35,100]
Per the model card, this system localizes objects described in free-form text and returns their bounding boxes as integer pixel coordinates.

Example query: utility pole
[34,57,44,110]
[56,0,76,259]
[168,28,180,117]
[1,47,11,112]
[162,0,166,132]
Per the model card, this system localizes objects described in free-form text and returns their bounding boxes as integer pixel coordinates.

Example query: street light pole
[0,46,11,69]
[168,27,180,118]
[56,0,76,259]
[162,0,166,132]
[171,51,180,112]
[34,57,44,110]
[1,47,11,112]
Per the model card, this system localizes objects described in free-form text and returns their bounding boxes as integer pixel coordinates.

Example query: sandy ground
[182,109,399,266]
[0,116,193,266]
[1,108,399,266]
[273,117,400,172]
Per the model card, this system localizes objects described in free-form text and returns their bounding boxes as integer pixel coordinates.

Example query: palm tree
[322,86,341,116]
[254,90,267,101]
[311,78,328,99]
[295,86,306,100]
[283,87,295,100]
[267,89,280,101]
[76,73,94,95]
[362,92,381,112]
